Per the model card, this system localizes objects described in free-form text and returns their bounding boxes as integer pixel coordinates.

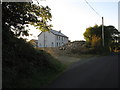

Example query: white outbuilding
[38,30,69,47]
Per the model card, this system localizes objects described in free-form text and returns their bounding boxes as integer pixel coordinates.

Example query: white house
[38,30,69,47]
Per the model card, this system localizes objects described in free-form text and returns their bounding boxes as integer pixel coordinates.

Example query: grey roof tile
[50,30,68,37]
[38,30,68,38]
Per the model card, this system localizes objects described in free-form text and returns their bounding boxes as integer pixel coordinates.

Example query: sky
[26,0,119,41]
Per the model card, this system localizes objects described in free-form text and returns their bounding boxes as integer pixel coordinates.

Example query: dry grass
[54,56,82,65]
[37,47,99,66]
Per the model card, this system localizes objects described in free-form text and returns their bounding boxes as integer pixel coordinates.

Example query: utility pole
[42,16,45,49]
[44,31,45,48]
[102,17,104,47]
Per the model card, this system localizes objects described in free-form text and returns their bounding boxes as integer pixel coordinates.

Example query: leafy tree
[83,24,102,46]
[2,2,65,88]
[2,2,52,38]
[110,32,120,51]
[91,35,101,48]
[83,25,119,52]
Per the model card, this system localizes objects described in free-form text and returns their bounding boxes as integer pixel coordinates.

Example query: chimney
[59,30,61,33]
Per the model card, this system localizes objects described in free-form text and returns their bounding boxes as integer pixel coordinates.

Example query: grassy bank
[3,36,65,88]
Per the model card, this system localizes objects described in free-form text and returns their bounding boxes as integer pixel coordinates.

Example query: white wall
[55,35,68,47]
[38,31,68,47]
[38,31,56,47]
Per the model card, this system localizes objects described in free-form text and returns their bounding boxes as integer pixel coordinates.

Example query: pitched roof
[38,30,68,38]
[50,30,68,38]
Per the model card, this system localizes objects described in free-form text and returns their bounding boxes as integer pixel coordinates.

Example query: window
[57,42,58,47]
[62,37,63,41]
[57,36,61,41]
[51,42,54,47]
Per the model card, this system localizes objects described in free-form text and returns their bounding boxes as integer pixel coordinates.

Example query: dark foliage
[2,2,52,37]
[2,2,63,88]
[2,35,63,88]
[83,25,119,53]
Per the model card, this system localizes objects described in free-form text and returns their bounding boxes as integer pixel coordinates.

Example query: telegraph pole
[43,29,45,51]
[102,17,104,47]
[43,16,45,49]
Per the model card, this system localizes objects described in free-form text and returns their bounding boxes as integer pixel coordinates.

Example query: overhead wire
[84,0,102,18]
[84,0,105,47]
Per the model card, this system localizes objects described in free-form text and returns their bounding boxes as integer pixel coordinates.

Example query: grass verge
[3,36,66,88]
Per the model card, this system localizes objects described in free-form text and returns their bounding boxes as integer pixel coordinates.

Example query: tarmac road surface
[46,53,119,88]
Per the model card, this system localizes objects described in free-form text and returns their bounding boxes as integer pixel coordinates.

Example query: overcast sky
[27,0,119,41]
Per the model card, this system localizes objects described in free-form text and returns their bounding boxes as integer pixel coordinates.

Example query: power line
[84,0,104,47]
[84,0,101,18]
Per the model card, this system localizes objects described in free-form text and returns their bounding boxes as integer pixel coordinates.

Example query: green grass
[14,65,66,88]
[2,35,66,88]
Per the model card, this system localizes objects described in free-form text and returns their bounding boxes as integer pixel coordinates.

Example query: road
[46,53,119,88]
